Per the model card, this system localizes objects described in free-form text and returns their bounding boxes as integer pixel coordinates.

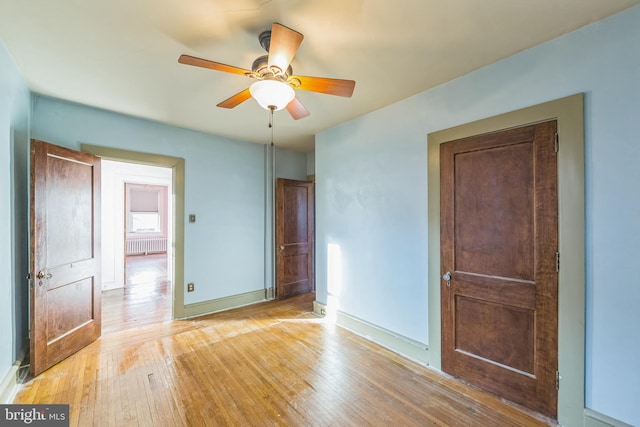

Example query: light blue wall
[316,5,640,425]
[0,41,30,385]
[275,146,307,180]
[306,151,315,176]
[31,96,305,305]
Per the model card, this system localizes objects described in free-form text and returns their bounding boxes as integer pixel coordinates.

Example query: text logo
[0,405,69,427]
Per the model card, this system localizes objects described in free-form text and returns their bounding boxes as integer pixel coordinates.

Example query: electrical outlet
[187,282,195,292]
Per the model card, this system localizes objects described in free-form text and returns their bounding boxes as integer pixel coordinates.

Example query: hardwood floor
[13,292,554,426]
[125,253,168,285]
[102,254,171,334]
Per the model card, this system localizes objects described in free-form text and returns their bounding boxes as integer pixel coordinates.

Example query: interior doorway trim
[81,144,186,319]
[427,94,584,426]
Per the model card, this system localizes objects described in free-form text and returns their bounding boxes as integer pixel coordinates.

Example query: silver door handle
[442,271,451,287]
[279,245,285,251]
[37,271,52,280]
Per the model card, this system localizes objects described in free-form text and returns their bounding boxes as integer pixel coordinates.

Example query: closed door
[440,121,558,417]
[276,179,314,299]
[30,139,102,376]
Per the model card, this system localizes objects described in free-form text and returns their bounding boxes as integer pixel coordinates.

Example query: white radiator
[126,238,167,255]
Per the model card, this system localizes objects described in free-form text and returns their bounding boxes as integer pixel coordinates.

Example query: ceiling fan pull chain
[269,106,275,146]
[269,106,273,129]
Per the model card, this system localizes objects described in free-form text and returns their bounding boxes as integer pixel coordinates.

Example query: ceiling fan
[178,22,356,120]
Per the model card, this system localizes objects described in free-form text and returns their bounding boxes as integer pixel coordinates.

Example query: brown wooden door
[276,179,314,299]
[440,121,558,417]
[30,139,102,376]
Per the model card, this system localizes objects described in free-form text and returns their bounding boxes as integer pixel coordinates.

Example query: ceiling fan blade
[178,55,252,77]
[217,88,252,109]
[268,23,303,74]
[286,98,310,120]
[292,75,356,98]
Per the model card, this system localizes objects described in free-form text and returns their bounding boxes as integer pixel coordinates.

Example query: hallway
[101,253,171,334]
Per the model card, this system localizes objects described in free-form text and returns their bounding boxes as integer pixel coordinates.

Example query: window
[126,184,166,234]
[130,212,161,233]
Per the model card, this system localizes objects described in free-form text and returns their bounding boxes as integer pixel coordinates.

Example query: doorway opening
[100,160,173,334]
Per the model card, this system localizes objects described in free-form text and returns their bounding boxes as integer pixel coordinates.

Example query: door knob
[279,245,285,251]
[37,271,52,280]
[442,271,451,287]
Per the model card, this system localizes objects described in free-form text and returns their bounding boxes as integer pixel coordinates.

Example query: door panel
[455,296,535,373]
[454,142,534,280]
[30,139,101,376]
[440,121,558,417]
[46,155,94,265]
[276,179,314,299]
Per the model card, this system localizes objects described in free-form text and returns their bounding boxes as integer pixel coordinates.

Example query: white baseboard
[336,310,429,366]
[101,281,123,291]
[183,289,267,318]
[0,359,23,404]
[584,409,634,427]
[312,300,326,316]
[265,287,275,300]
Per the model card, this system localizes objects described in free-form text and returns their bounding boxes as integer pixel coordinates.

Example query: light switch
[189,214,196,223]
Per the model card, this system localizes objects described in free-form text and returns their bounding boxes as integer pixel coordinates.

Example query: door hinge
[556,252,560,272]
[555,133,559,153]
[556,371,561,390]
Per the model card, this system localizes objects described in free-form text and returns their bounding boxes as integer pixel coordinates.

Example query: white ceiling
[1,0,638,152]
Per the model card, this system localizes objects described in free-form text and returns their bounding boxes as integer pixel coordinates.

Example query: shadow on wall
[12,129,29,360]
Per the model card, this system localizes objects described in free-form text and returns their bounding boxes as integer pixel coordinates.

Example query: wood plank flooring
[102,254,171,334]
[13,293,553,426]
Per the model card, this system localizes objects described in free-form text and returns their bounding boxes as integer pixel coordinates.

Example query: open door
[30,139,102,376]
[276,178,314,299]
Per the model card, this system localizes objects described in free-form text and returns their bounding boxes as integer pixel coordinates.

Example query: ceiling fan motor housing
[251,54,293,81]
[259,30,271,52]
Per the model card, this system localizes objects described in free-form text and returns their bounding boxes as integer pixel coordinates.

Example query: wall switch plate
[189,214,196,223]
[187,282,195,292]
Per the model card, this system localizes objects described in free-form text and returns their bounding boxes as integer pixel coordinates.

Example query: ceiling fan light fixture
[250,80,295,111]
[179,22,354,119]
